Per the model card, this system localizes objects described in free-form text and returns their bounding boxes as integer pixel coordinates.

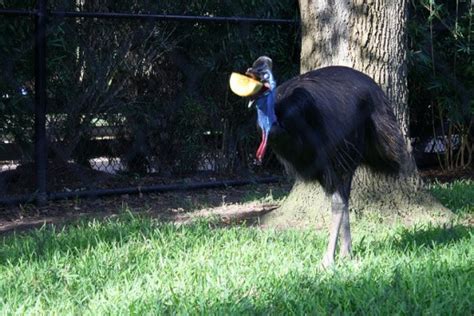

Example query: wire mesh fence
[0,1,299,205]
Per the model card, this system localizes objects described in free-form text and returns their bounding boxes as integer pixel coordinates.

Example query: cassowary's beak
[245,67,258,79]
[245,68,271,103]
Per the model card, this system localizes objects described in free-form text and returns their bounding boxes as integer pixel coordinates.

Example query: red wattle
[256,130,268,162]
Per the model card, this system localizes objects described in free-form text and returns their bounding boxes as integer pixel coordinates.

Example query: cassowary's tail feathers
[364,93,408,175]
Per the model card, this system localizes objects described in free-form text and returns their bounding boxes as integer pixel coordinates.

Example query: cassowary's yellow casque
[229,72,263,97]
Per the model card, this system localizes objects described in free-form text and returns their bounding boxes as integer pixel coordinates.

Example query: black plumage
[270,66,406,193]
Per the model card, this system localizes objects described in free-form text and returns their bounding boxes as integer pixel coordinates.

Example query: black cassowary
[245,56,407,267]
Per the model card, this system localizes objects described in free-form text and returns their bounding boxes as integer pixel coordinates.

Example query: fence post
[34,0,48,206]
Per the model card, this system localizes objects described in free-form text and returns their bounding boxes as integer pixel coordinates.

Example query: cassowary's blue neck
[253,76,277,162]
[256,90,277,133]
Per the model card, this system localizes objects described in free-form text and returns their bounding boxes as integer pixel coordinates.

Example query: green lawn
[0,181,473,315]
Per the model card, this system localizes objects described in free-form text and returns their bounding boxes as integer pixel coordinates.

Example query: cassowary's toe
[320,254,335,270]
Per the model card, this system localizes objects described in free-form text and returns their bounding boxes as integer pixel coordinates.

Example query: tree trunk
[262,0,452,228]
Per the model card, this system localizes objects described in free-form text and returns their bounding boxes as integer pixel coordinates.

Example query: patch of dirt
[0,165,471,235]
[419,167,474,183]
[0,182,290,235]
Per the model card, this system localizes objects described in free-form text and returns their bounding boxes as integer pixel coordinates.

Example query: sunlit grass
[0,180,472,314]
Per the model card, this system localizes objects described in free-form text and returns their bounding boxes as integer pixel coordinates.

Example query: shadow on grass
[155,263,472,314]
[355,224,473,255]
[393,224,471,250]
[0,212,184,265]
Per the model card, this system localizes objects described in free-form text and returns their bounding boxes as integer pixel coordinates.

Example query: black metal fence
[0,1,299,205]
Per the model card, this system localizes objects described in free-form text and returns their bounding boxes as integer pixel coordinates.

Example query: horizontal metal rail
[0,8,298,25]
[0,8,36,16]
[50,11,298,25]
[0,176,284,206]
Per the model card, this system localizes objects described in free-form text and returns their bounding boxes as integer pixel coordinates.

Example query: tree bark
[262,0,452,229]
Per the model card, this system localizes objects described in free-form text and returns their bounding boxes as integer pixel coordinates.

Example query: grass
[0,181,473,315]
[429,179,474,215]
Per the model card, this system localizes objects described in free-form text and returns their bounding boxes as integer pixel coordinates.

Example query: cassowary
[246,56,407,267]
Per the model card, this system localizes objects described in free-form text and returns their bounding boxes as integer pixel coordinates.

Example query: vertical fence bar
[34,0,48,205]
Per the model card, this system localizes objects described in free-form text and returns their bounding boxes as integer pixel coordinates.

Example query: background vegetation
[0,0,472,189]
[408,0,473,170]
[0,0,299,177]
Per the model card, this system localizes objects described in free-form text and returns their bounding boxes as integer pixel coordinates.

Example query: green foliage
[0,1,35,159]
[3,0,471,177]
[0,0,299,175]
[408,0,473,170]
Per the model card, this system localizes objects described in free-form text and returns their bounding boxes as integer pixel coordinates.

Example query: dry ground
[0,167,472,234]
[0,181,290,234]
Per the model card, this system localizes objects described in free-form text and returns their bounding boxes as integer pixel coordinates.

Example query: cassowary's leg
[340,203,352,258]
[321,180,352,268]
[321,191,346,267]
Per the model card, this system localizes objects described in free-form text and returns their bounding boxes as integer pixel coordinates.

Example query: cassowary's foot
[320,253,335,269]
[339,229,352,259]
[339,248,352,260]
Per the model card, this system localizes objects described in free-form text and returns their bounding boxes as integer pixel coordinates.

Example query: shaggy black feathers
[268,66,406,193]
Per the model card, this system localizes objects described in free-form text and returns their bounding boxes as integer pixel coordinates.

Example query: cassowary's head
[245,56,276,94]
[246,56,277,162]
